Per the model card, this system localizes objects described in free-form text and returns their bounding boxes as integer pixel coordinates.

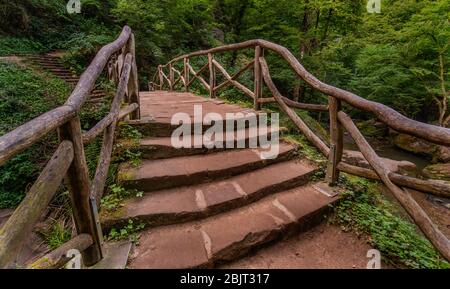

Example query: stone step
[40,63,65,68]
[101,159,317,230]
[37,60,62,65]
[29,59,61,64]
[134,126,283,160]
[127,183,339,268]
[90,92,106,98]
[118,142,297,192]
[126,112,263,138]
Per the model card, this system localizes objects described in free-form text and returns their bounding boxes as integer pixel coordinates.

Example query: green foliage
[0,37,45,56]
[107,219,145,243]
[42,219,72,250]
[62,32,116,73]
[101,184,143,211]
[114,123,143,167]
[334,175,450,269]
[0,63,70,208]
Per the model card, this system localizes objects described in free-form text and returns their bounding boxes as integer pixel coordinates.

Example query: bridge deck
[139,91,255,123]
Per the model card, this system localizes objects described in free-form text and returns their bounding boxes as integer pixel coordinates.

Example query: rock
[435,146,450,163]
[390,130,450,163]
[422,163,450,181]
[343,150,418,176]
[356,119,389,138]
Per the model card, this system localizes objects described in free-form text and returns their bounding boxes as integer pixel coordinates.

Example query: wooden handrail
[0,141,74,268]
[259,57,330,156]
[28,234,93,269]
[91,53,133,205]
[0,26,140,268]
[213,59,254,99]
[338,111,450,261]
[0,106,76,166]
[157,39,450,146]
[66,26,132,109]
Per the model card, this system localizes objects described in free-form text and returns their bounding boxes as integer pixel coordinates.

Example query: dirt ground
[220,222,391,269]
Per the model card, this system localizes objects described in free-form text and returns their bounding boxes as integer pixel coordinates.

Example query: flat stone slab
[129,92,258,137]
[137,125,282,159]
[118,143,297,191]
[88,241,132,269]
[128,184,339,268]
[101,159,317,229]
[139,91,252,121]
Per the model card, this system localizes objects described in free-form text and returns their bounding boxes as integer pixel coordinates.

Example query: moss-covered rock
[422,163,450,181]
[356,119,389,138]
[390,130,450,163]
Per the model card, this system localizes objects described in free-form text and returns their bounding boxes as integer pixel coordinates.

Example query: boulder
[422,163,450,182]
[356,119,389,138]
[343,150,418,177]
[390,130,450,163]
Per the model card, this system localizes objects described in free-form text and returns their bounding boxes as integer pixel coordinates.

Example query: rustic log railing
[0,26,140,269]
[151,39,450,261]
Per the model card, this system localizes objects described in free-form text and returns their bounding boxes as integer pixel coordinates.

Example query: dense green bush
[0,63,70,208]
[0,37,45,56]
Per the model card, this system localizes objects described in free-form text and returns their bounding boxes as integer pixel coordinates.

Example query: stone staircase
[100,91,339,269]
[27,53,106,100]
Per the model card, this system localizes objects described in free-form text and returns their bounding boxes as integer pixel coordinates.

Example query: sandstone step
[135,125,283,160]
[127,112,263,138]
[102,159,317,229]
[88,241,132,269]
[50,69,77,77]
[90,93,106,98]
[118,143,297,191]
[127,183,339,268]
[37,60,62,64]
[29,58,61,64]
[40,63,64,68]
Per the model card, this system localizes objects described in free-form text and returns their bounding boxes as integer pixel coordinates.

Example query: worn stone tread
[102,159,317,229]
[128,184,339,269]
[136,125,282,159]
[118,142,296,191]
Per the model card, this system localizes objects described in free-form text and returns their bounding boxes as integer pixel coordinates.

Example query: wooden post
[124,33,140,120]
[58,117,103,266]
[254,46,263,110]
[169,63,174,91]
[158,66,163,91]
[208,53,216,98]
[185,61,189,91]
[325,96,343,185]
[184,58,190,92]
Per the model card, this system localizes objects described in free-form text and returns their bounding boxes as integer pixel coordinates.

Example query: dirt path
[220,222,390,269]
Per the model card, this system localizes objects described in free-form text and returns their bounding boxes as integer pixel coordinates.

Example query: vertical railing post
[254,46,263,110]
[208,53,216,98]
[158,65,163,90]
[326,96,344,185]
[184,58,190,92]
[124,33,140,120]
[58,117,103,266]
[169,63,174,91]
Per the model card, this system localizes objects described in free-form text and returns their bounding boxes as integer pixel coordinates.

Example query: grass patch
[42,218,72,250]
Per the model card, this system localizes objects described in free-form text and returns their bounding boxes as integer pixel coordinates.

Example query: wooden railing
[0,26,140,269]
[151,39,450,262]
